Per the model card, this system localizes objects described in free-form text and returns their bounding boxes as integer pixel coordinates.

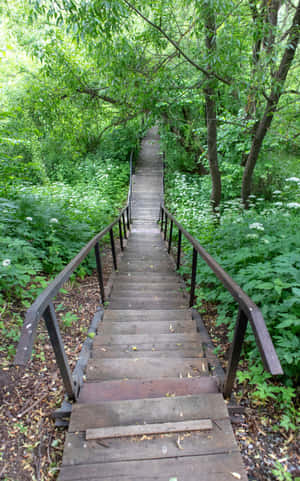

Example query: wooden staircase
[58,128,248,480]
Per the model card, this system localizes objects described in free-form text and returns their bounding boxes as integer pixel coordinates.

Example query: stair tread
[85,357,208,380]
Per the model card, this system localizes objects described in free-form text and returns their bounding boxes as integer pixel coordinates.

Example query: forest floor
[0,246,299,481]
[0,247,115,481]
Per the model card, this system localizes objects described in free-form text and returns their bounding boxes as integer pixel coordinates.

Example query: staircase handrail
[160,203,283,398]
[14,151,134,400]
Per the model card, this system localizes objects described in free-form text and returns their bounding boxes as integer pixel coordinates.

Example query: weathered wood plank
[59,453,248,480]
[86,418,212,440]
[93,333,201,346]
[97,319,196,334]
[62,419,238,466]
[78,377,219,403]
[85,358,208,380]
[69,394,228,432]
[90,347,205,359]
[103,309,192,321]
[108,300,188,309]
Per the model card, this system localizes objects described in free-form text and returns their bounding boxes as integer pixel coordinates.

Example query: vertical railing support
[122,212,127,239]
[126,206,130,230]
[160,208,164,232]
[95,242,105,303]
[119,219,124,251]
[177,229,182,270]
[223,309,249,398]
[164,213,168,241]
[110,228,117,270]
[168,220,173,254]
[43,302,76,401]
[189,248,198,307]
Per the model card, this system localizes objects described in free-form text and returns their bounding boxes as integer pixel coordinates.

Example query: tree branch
[122,0,231,86]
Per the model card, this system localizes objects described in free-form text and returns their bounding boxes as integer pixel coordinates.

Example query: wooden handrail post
[160,208,164,232]
[122,212,127,239]
[126,206,130,230]
[168,220,173,254]
[223,308,249,398]
[119,219,124,251]
[95,242,105,303]
[177,229,182,270]
[110,228,117,270]
[189,248,198,307]
[164,213,168,241]
[43,303,76,401]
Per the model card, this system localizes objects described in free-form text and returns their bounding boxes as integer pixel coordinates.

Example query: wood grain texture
[69,394,228,432]
[59,453,248,480]
[86,419,212,440]
[62,419,238,466]
[85,357,208,380]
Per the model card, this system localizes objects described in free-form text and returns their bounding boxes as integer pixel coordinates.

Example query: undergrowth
[164,167,300,434]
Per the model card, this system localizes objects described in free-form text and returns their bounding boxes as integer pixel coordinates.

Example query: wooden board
[103,309,192,321]
[62,419,239,466]
[85,357,208,380]
[58,453,248,480]
[86,418,212,440]
[97,319,197,334]
[78,377,219,403]
[69,394,228,432]
[93,333,201,345]
[108,300,188,309]
[90,347,205,359]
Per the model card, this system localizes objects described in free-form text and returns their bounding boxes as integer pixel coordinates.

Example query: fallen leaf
[231,473,241,479]
[176,435,184,450]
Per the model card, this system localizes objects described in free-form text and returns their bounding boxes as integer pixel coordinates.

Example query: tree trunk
[204,5,221,211]
[241,0,300,206]
[205,87,221,209]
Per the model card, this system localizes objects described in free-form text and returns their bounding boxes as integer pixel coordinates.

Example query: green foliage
[165,167,300,385]
[0,157,130,304]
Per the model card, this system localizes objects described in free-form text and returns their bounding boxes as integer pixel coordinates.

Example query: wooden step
[91,346,204,359]
[69,393,228,432]
[78,377,219,403]
[85,357,207,380]
[62,418,240,466]
[59,453,248,480]
[97,320,196,334]
[103,309,192,321]
[110,291,185,299]
[93,333,201,346]
[118,263,173,273]
[115,273,180,282]
[108,299,188,309]
[111,282,182,291]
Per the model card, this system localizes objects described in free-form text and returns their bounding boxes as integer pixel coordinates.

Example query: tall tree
[242,0,300,205]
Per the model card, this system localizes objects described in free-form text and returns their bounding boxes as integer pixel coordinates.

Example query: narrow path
[58,128,248,480]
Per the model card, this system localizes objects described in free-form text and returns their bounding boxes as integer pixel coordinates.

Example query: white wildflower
[273,190,282,195]
[287,202,300,209]
[249,222,264,231]
[50,217,59,223]
[25,216,33,221]
[262,239,270,244]
[286,177,300,182]
[247,233,259,240]
[274,202,283,207]
[2,259,11,267]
